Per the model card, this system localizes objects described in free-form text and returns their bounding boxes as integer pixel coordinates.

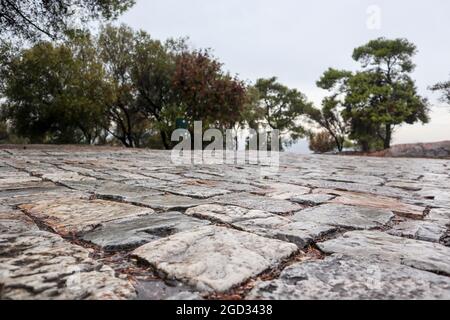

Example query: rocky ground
[372,140,450,158]
[1,145,449,300]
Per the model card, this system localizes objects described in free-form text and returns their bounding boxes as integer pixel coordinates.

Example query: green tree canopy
[307,96,348,152]
[351,38,429,149]
[1,24,250,149]
[172,50,247,132]
[431,78,450,106]
[309,68,352,152]
[97,24,147,148]
[131,33,181,149]
[314,38,429,152]
[254,77,311,146]
[0,0,135,41]
[1,40,109,144]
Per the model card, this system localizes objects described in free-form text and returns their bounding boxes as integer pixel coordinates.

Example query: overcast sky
[119,0,450,148]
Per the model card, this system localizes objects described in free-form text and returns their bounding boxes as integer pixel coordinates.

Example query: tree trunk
[160,130,170,150]
[384,124,392,150]
[361,140,370,153]
[332,134,343,153]
[120,137,130,148]
[336,140,343,152]
[127,134,135,148]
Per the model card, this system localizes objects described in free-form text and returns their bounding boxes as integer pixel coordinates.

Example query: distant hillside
[371,141,450,159]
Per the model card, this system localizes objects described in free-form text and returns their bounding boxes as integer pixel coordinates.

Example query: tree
[313,38,429,152]
[309,69,353,152]
[0,0,134,41]
[1,22,252,149]
[239,85,265,131]
[98,24,148,148]
[351,38,429,149]
[307,98,348,152]
[0,41,109,144]
[431,78,450,106]
[254,77,311,147]
[131,33,179,149]
[172,50,247,132]
[98,27,247,149]
[65,30,111,144]
[309,131,337,154]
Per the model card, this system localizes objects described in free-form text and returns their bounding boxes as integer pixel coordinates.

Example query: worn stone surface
[93,181,164,200]
[1,146,450,300]
[0,229,136,300]
[185,204,335,247]
[155,184,231,199]
[81,212,210,251]
[213,193,302,214]
[427,208,450,223]
[0,175,42,190]
[185,204,280,223]
[20,198,154,235]
[0,180,65,198]
[182,179,261,193]
[253,183,310,200]
[320,190,426,218]
[290,194,335,206]
[249,255,450,300]
[135,280,202,300]
[384,180,423,191]
[293,204,394,230]
[125,194,207,211]
[388,220,448,244]
[0,209,39,234]
[319,230,450,275]
[132,225,298,292]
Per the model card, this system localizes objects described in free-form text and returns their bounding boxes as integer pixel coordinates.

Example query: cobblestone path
[1,146,449,300]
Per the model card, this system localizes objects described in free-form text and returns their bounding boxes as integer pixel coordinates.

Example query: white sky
[119,0,450,147]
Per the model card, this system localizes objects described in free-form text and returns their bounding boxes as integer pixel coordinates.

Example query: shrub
[309,131,337,154]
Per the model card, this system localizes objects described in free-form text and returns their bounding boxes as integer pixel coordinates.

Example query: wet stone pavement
[0,146,450,300]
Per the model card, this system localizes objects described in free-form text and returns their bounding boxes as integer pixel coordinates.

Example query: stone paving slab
[185,204,335,247]
[293,204,395,230]
[2,189,88,207]
[321,189,426,218]
[388,220,448,244]
[248,255,450,300]
[0,176,44,190]
[290,193,336,206]
[60,180,164,200]
[20,198,155,235]
[0,180,63,196]
[124,194,208,211]
[252,183,310,200]
[318,230,450,275]
[155,183,232,199]
[135,280,203,300]
[181,179,261,193]
[81,212,210,251]
[213,193,302,214]
[132,225,298,292]
[0,209,39,234]
[384,180,423,191]
[0,215,136,299]
[427,208,450,223]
